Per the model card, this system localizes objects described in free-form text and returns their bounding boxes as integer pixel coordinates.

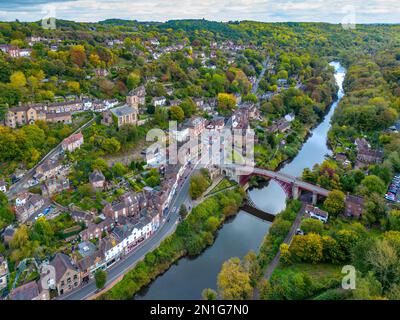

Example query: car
[296,228,304,235]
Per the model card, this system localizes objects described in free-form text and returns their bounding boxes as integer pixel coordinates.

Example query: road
[59,153,209,300]
[253,204,305,299]
[7,115,95,198]
[251,57,269,94]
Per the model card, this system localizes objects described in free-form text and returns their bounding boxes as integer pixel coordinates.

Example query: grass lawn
[273,262,343,281]
[206,178,237,196]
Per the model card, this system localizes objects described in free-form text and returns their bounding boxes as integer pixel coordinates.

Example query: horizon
[0,0,398,24]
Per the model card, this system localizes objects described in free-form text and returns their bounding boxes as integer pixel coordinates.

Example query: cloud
[0,0,398,23]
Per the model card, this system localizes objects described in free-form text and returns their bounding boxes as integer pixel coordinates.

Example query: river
[136,61,346,300]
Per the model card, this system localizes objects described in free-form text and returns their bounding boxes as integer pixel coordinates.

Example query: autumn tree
[217,257,253,300]
[217,93,236,116]
[70,45,86,67]
[324,190,345,216]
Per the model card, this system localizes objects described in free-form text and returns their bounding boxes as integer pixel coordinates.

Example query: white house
[152,96,166,107]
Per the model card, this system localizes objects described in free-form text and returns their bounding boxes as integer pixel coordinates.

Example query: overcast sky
[0,0,398,23]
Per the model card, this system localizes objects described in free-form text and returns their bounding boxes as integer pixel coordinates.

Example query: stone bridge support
[312,192,318,205]
[292,184,300,200]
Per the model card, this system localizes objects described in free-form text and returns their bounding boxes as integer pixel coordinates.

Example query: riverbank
[99,187,245,300]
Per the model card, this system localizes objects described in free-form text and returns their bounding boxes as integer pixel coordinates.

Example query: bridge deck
[222,164,330,196]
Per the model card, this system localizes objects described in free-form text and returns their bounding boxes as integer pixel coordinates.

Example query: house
[354,138,383,167]
[356,148,383,166]
[169,99,182,107]
[268,118,291,133]
[170,123,190,142]
[193,98,204,108]
[335,153,351,168]
[15,193,45,223]
[41,178,70,197]
[207,116,225,131]
[45,100,84,113]
[0,180,7,193]
[127,85,146,109]
[304,204,329,223]
[79,218,114,241]
[71,211,92,226]
[152,96,167,107]
[2,227,15,245]
[0,255,9,291]
[45,112,72,124]
[89,170,106,190]
[187,116,207,136]
[61,132,84,152]
[8,281,49,300]
[5,105,43,128]
[94,68,109,77]
[50,253,81,296]
[35,159,62,181]
[345,195,364,218]
[76,244,105,282]
[103,192,141,221]
[103,105,138,127]
[355,138,370,152]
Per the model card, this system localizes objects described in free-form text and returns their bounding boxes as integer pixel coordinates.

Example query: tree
[101,138,121,154]
[179,98,196,118]
[31,216,54,246]
[92,158,108,172]
[290,233,323,264]
[10,71,26,88]
[323,190,345,216]
[179,204,188,219]
[95,269,107,290]
[365,239,400,291]
[217,93,236,115]
[300,218,324,234]
[70,45,86,67]
[360,175,386,195]
[202,288,217,300]
[279,243,292,265]
[127,72,140,90]
[352,272,383,300]
[189,173,210,200]
[169,105,185,122]
[388,210,400,231]
[112,162,128,177]
[217,257,252,300]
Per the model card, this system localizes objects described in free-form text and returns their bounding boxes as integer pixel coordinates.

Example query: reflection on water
[250,62,346,213]
[136,211,270,300]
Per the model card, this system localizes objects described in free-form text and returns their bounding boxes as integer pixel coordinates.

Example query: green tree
[300,218,324,234]
[179,204,188,219]
[169,105,185,122]
[95,269,107,290]
[323,190,345,216]
[202,288,217,300]
[360,175,387,195]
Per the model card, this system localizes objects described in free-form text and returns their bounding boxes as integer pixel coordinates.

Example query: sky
[0,0,398,24]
